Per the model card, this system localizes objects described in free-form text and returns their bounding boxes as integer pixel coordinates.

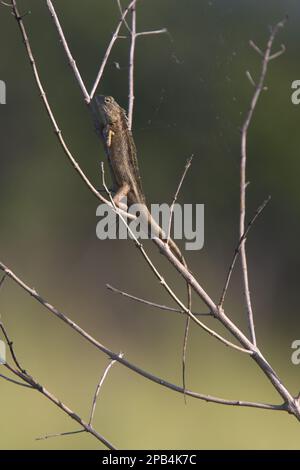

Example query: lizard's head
[92,95,120,125]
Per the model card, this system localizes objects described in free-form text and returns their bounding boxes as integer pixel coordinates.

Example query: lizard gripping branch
[90,95,192,396]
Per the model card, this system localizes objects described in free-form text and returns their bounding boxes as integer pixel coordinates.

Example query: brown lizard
[91,95,191,395]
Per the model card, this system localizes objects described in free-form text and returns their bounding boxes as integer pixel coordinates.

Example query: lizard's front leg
[102,124,131,208]
[102,125,115,148]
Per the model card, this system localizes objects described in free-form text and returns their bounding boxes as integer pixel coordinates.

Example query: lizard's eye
[105,97,112,104]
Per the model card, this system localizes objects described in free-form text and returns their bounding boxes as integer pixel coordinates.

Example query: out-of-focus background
[0,0,300,450]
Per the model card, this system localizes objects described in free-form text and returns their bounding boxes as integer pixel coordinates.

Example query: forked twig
[0,373,32,388]
[8,2,300,439]
[127,2,168,129]
[106,283,211,316]
[0,320,25,373]
[0,265,282,412]
[128,1,136,129]
[36,354,121,442]
[89,355,122,426]
[166,156,193,245]
[0,322,115,449]
[239,18,286,347]
[99,163,249,354]
[90,0,139,100]
[219,196,271,307]
[36,429,84,441]
[165,155,193,401]
[46,0,89,102]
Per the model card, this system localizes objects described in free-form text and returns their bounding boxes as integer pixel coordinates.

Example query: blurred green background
[1,0,300,450]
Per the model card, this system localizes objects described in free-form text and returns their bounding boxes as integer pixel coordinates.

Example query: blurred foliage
[1,0,300,449]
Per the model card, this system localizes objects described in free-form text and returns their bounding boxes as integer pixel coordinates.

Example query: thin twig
[36,429,84,441]
[246,70,256,87]
[136,29,168,38]
[12,0,226,354]
[153,236,300,419]
[0,259,250,365]
[0,260,288,413]
[100,164,250,355]
[128,1,137,129]
[118,0,167,128]
[0,321,25,372]
[14,0,249,400]
[90,0,138,100]
[106,283,211,316]
[89,355,122,426]
[46,0,90,103]
[240,19,286,347]
[0,318,115,449]
[9,3,300,419]
[127,10,168,129]
[4,362,115,449]
[116,0,131,33]
[0,372,33,388]
[165,155,193,401]
[249,40,263,56]
[10,0,132,223]
[219,196,271,307]
[0,273,6,290]
[269,44,286,60]
[166,156,193,245]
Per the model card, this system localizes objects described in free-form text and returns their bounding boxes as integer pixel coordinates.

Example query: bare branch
[165,155,193,401]
[0,260,268,412]
[46,0,90,103]
[100,163,247,355]
[10,0,133,224]
[36,429,84,441]
[90,0,138,100]
[269,44,286,60]
[0,373,33,388]
[0,317,115,449]
[219,196,271,307]
[89,355,122,426]
[106,283,211,316]
[246,70,256,87]
[128,1,137,129]
[0,258,251,362]
[0,273,6,290]
[0,321,26,372]
[166,156,193,245]
[153,236,300,419]
[116,0,131,33]
[240,19,286,346]
[136,29,168,38]
[249,40,263,56]
[118,1,167,128]
[8,3,300,427]
[5,362,115,449]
